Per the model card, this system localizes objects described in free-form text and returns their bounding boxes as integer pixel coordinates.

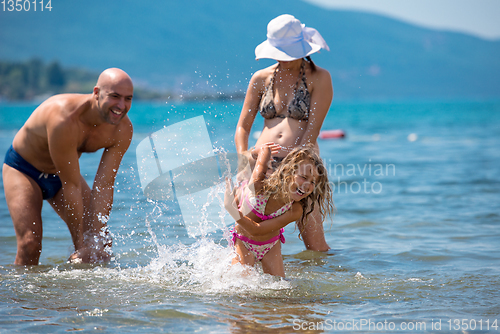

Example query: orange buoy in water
[319,129,346,139]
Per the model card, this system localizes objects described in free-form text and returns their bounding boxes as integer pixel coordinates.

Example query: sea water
[0,99,499,333]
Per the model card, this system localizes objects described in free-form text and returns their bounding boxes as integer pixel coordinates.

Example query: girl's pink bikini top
[240,185,293,221]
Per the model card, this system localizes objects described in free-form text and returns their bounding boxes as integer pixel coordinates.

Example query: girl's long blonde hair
[259,145,335,233]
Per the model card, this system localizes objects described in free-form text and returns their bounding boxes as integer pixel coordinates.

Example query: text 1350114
[2,0,52,11]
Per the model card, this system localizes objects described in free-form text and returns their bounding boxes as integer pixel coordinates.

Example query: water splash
[139,194,291,294]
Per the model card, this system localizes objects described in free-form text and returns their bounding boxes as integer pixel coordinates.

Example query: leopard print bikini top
[258,59,310,121]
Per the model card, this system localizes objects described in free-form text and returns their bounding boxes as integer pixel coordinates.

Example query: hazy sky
[304,0,500,40]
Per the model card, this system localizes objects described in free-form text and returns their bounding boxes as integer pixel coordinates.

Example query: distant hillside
[1,0,499,100]
[0,59,95,101]
[0,59,209,101]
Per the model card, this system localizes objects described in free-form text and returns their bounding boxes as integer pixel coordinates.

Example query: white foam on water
[142,237,291,294]
[142,202,291,293]
[39,203,291,297]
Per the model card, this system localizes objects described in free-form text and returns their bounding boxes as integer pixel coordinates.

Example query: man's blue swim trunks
[4,145,62,200]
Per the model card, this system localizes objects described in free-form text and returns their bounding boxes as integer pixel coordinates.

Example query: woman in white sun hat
[235,14,333,252]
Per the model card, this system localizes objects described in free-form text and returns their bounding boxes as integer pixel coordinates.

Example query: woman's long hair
[305,56,316,72]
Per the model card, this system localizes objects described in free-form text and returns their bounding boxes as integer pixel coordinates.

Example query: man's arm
[47,115,86,249]
[88,119,133,236]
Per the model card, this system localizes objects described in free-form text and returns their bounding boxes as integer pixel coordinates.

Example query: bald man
[3,68,134,265]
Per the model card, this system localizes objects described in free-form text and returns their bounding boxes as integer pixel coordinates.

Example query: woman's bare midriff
[254,117,308,157]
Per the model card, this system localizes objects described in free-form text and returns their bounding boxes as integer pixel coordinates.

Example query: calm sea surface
[1,99,499,333]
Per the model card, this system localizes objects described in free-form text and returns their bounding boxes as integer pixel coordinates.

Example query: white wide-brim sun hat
[255,14,330,61]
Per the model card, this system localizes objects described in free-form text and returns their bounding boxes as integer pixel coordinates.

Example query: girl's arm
[246,142,280,190]
[250,143,273,185]
[236,203,303,236]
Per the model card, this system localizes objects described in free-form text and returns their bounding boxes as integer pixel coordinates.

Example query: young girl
[225,143,334,277]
